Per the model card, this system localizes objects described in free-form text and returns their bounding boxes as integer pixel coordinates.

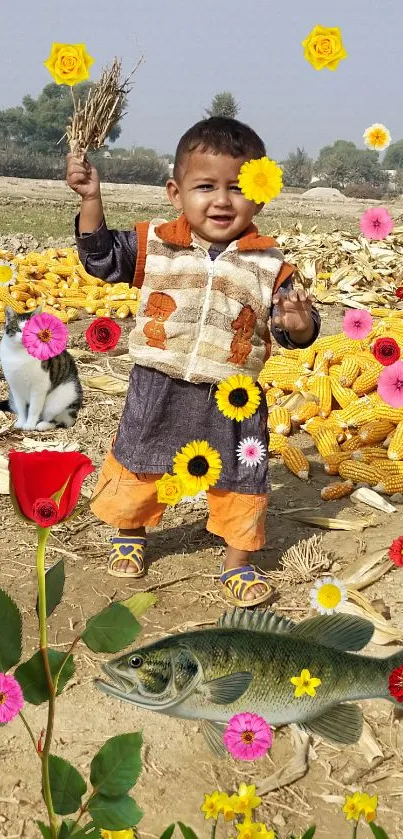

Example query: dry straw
[66,56,144,158]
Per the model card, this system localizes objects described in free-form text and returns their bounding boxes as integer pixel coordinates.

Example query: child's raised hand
[66,152,101,201]
[272,288,313,336]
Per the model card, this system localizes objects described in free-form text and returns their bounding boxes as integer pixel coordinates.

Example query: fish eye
[129,655,143,669]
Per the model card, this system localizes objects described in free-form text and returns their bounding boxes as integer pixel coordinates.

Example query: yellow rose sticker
[155,473,184,506]
[302,25,347,71]
[44,43,94,86]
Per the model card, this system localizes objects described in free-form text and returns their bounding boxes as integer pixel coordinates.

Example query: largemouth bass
[96,609,402,754]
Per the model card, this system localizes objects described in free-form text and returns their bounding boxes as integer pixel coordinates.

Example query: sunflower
[238,157,283,205]
[173,440,222,494]
[215,374,261,421]
[0,259,17,287]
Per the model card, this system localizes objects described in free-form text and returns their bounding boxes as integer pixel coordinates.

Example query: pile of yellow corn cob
[258,307,403,497]
[0,247,139,324]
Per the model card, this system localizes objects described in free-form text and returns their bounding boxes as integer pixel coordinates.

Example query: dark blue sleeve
[75,215,138,284]
[270,274,320,349]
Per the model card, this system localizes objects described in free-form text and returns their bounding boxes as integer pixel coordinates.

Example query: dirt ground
[1,186,403,839]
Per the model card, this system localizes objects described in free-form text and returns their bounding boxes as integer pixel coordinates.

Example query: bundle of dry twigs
[66,56,144,158]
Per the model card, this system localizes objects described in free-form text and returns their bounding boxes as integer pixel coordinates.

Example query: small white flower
[0,259,17,287]
[236,436,266,467]
[310,576,347,615]
[363,123,391,151]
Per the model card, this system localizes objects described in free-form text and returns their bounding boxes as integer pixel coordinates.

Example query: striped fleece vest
[128,214,294,385]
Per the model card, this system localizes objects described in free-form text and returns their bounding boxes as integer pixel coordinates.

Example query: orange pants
[91,449,268,552]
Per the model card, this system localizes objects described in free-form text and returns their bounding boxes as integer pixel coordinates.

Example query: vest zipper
[184,253,218,382]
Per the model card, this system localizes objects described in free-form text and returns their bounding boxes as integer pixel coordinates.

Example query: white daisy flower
[236,436,266,467]
[0,259,18,287]
[363,123,391,151]
[310,576,347,615]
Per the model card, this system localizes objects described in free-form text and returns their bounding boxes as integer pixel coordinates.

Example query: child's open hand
[272,288,314,338]
[66,152,101,201]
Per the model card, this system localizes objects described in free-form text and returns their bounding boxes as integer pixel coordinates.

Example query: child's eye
[196,184,214,190]
[230,185,242,192]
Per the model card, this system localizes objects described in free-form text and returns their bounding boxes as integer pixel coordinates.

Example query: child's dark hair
[173,117,266,179]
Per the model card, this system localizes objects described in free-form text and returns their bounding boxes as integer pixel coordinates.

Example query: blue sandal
[220,564,274,608]
[107,536,147,578]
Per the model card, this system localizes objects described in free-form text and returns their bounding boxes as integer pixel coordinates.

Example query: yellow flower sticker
[100,831,134,839]
[200,790,226,820]
[238,157,283,205]
[44,42,94,86]
[363,123,391,151]
[155,473,184,506]
[0,259,17,286]
[302,25,347,71]
[290,668,322,698]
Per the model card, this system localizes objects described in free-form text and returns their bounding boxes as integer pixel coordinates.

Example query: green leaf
[177,823,200,839]
[15,649,74,705]
[121,592,157,619]
[59,821,100,838]
[90,732,142,796]
[36,821,53,839]
[88,793,143,830]
[302,829,316,839]
[48,754,87,815]
[0,587,22,670]
[36,560,65,618]
[369,825,390,839]
[82,603,140,653]
[159,825,176,839]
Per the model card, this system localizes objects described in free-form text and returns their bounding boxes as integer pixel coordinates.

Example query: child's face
[166,150,263,246]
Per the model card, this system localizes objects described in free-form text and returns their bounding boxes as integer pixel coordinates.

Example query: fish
[95,608,403,757]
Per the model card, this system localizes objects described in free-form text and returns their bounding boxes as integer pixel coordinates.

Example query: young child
[66,116,320,606]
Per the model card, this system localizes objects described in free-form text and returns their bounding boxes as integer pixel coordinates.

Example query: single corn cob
[278,348,301,359]
[330,377,359,409]
[271,375,298,392]
[310,375,332,418]
[339,356,361,387]
[268,433,288,454]
[374,474,403,494]
[268,406,292,435]
[323,452,352,475]
[266,388,283,406]
[300,344,316,369]
[352,446,388,462]
[321,480,354,501]
[291,401,319,424]
[387,421,403,460]
[340,435,364,453]
[337,398,373,428]
[116,304,130,318]
[338,460,380,486]
[352,366,382,396]
[358,420,396,444]
[282,445,310,480]
[312,428,340,458]
[372,459,403,473]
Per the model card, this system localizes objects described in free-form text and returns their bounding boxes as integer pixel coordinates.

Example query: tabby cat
[0,307,83,431]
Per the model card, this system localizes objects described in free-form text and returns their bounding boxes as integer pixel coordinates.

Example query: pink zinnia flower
[343,309,373,340]
[223,712,273,761]
[22,312,68,360]
[0,672,24,723]
[360,207,394,240]
[378,360,403,408]
[236,437,266,467]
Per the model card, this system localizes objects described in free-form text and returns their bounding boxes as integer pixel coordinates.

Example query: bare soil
[0,184,403,839]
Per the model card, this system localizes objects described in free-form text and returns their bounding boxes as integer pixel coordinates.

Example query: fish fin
[289,613,374,651]
[203,672,253,704]
[300,703,363,745]
[200,720,228,758]
[217,607,297,634]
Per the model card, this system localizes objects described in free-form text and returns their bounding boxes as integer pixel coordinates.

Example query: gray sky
[1,0,401,160]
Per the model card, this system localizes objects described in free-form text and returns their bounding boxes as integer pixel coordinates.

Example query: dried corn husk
[285,512,377,531]
[83,374,129,395]
[338,548,393,589]
[341,589,402,645]
[350,487,397,513]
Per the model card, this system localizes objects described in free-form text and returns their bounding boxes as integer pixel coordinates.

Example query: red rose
[372,337,401,366]
[388,664,403,702]
[85,317,121,353]
[388,536,403,567]
[8,450,94,524]
[32,498,60,527]
[395,287,403,300]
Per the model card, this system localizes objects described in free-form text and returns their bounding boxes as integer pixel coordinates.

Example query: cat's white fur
[0,323,77,431]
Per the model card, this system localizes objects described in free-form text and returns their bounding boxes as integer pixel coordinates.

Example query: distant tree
[281,147,313,187]
[0,83,122,155]
[315,139,387,188]
[162,152,175,163]
[205,91,239,119]
[383,139,403,170]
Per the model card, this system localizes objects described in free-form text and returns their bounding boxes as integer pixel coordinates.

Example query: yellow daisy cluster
[0,247,139,324]
[201,785,274,838]
[343,791,378,823]
[258,310,403,497]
